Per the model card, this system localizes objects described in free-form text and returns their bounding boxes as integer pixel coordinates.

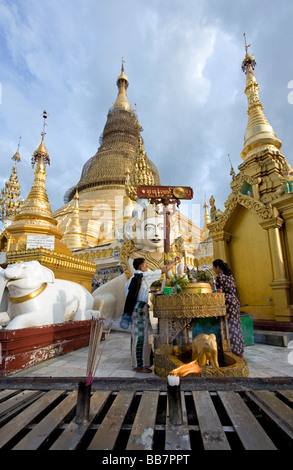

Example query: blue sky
[0,0,293,229]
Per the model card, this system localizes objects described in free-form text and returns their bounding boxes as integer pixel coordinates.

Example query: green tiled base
[192,314,254,347]
[240,314,254,346]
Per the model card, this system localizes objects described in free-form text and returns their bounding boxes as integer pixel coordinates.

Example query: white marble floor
[12,330,293,379]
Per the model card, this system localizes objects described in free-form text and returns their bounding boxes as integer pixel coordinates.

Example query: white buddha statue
[92,201,184,328]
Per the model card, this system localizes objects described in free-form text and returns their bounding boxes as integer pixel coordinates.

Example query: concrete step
[254,330,293,347]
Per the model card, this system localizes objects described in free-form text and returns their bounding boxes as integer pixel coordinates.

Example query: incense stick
[85,317,113,386]
[85,317,105,386]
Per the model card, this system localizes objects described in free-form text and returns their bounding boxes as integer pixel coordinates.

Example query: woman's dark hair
[212,259,232,276]
[133,258,145,270]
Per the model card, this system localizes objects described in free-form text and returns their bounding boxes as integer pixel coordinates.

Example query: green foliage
[197,270,212,282]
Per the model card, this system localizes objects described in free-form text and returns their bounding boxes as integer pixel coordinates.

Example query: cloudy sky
[0,0,293,229]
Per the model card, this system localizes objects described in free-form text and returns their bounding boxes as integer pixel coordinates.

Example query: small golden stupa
[0,137,24,233]
[0,112,96,291]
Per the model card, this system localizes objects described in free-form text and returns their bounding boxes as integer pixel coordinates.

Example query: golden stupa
[54,62,161,247]
[208,39,293,325]
[0,112,96,291]
[54,63,202,282]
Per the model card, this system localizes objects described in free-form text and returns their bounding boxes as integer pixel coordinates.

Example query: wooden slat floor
[0,377,293,450]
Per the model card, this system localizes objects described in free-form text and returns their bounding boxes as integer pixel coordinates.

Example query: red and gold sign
[137,185,193,201]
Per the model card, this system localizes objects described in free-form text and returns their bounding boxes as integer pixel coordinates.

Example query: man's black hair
[133,258,145,270]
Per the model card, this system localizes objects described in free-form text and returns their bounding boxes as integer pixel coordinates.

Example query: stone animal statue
[0,260,100,330]
[191,333,219,368]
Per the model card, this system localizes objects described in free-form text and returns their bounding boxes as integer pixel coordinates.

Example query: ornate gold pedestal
[153,292,249,377]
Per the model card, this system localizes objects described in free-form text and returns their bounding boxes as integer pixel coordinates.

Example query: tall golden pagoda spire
[113,58,131,111]
[241,35,282,160]
[62,190,88,250]
[0,137,23,223]
[125,123,156,200]
[14,111,56,225]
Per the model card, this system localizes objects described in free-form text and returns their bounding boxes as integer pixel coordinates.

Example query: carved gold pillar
[260,216,292,322]
[278,202,293,290]
[210,231,231,264]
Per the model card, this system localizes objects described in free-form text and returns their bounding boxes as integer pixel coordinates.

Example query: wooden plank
[0,390,64,449]
[126,391,159,451]
[218,391,276,450]
[1,376,293,392]
[13,391,77,450]
[192,391,230,450]
[0,390,42,419]
[277,390,293,404]
[0,389,19,402]
[247,390,293,440]
[88,391,135,450]
[50,390,111,450]
[165,391,191,450]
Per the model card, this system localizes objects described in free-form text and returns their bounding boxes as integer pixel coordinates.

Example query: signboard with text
[26,235,55,251]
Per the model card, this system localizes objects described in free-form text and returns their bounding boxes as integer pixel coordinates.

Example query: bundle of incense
[86,317,106,386]
[76,317,111,424]
[167,374,183,426]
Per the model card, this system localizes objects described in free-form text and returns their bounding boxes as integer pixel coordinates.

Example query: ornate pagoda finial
[241,34,256,74]
[114,60,131,111]
[241,39,282,159]
[15,111,55,224]
[228,154,235,180]
[31,110,50,167]
[12,136,21,164]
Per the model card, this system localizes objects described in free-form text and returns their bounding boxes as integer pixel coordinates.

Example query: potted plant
[178,269,213,294]
[193,270,213,293]
[150,280,162,292]
[170,274,190,293]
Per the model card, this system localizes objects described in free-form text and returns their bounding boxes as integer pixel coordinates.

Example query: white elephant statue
[191,333,219,368]
[0,260,100,330]
[0,267,8,312]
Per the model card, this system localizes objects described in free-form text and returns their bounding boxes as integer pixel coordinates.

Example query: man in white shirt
[126,256,180,373]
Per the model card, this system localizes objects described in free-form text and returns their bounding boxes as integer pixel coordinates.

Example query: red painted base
[0,320,102,376]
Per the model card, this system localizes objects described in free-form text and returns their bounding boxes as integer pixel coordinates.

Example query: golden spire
[12,136,21,164]
[14,111,56,225]
[61,190,88,250]
[113,59,131,111]
[125,123,156,200]
[0,137,23,220]
[201,200,210,241]
[241,35,282,159]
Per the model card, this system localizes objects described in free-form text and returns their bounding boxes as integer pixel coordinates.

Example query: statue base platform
[153,292,249,378]
[154,349,249,378]
[0,320,99,376]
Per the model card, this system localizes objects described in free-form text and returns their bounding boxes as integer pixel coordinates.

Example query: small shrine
[207,40,293,328]
[0,112,96,292]
[138,184,249,377]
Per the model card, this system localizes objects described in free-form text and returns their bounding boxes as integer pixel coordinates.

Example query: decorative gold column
[260,216,292,321]
[210,230,231,264]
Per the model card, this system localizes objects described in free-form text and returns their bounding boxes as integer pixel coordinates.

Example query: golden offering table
[153,292,249,377]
